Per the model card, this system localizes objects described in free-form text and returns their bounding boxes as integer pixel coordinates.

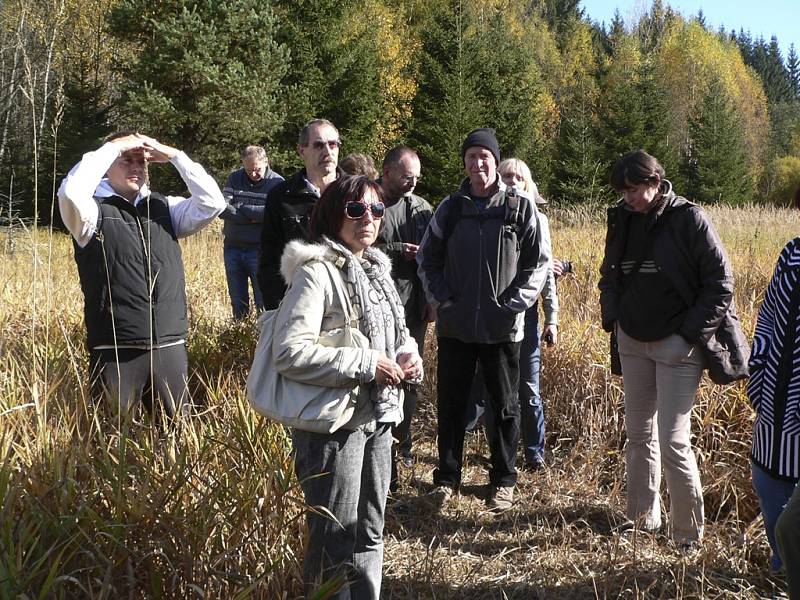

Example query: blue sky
[580,0,799,60]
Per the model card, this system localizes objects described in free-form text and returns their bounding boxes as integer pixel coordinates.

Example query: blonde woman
[496,158,559,470]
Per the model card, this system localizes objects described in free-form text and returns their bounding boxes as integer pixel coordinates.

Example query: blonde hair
[498,158,534,195]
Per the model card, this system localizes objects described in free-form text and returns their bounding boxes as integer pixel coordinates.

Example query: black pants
[434,336,521,488]
[392,317,428,456]
[89,345,189,418]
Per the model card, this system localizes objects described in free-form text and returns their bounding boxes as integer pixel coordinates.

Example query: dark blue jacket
[220,167,283,247]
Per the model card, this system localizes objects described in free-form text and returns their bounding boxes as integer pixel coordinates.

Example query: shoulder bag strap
[321,260,357,329]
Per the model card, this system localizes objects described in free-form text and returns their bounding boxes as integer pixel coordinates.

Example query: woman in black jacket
[598,150,734,549]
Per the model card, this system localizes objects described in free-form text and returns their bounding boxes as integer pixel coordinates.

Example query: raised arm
[57,135,145,247]
[135,135,225,238]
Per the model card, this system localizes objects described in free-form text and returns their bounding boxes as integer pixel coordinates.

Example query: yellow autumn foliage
[656,21,769,181]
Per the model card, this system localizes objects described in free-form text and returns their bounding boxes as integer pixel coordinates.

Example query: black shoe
[677,541,700,556]
[400,455,413,468]
[524,455,544,471]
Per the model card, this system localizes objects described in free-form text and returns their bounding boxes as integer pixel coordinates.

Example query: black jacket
[376,192,433,321]
[257,168,344,309]
[74,193,187,348]
[598,182,733,346]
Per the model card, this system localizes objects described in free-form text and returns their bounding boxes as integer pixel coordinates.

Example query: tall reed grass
[1,205,798,598]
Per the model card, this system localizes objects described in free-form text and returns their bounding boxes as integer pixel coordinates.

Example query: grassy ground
[0,205,797,598]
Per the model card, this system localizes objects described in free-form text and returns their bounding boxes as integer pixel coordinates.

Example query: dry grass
[1,205,798,598]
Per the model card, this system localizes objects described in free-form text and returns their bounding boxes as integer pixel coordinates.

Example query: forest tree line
[3,0,800,225]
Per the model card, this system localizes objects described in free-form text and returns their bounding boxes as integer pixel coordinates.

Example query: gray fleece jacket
[416,177,548,343]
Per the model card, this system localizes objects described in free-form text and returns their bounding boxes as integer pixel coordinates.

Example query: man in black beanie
[417,128,548,512]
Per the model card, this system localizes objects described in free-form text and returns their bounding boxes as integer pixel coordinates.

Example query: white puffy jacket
[274,240,420,430]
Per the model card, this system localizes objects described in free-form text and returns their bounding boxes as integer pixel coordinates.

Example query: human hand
[552,259,572,279]
[402,243,419,260]
[136,134,178,162]
[397,352,422,381]
[375,355,405,386]
[110,134,146,155]
[542,324,558,347]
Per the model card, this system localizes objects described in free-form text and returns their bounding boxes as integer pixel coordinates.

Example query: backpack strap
[442,194,464,242]
[442,189,525,242]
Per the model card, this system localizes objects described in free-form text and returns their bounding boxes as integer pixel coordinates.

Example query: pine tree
[552,21,603,203]
[682,78,753,205]
[108,0,290,181]
[694,9,706,29]
[786,43,799,99]
[263,0,387,169]
[597,34,647,169]
[408,1,484,199]
[553,92,603,203]
[734,28,753,64]
[539,0,583,48]
[765,36,793,103]
[409,0,546,200]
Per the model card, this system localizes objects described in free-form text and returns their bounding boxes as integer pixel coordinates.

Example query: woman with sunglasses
[272,175,423,599]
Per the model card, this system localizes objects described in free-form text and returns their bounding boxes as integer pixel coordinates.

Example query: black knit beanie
[461,128,500,165]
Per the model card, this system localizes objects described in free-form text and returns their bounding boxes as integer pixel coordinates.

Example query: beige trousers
[617,326,705,543]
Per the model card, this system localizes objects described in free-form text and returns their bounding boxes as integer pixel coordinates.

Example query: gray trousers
[777,480,800,598]
[292,423,392,600]
[89,345,189,418]
[617,327,705,543]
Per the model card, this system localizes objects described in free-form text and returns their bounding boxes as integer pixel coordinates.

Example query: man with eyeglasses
[258,118,343,309]
[376,146,434,486]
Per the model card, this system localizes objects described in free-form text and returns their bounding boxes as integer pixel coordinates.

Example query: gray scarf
[323,236,408,423]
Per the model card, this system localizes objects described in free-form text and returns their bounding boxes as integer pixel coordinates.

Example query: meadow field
[1,205,798,598]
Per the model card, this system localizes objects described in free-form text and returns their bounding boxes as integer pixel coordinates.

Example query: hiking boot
[486,485,515,513]
[523,455,545,472]
[613,518,660,536]
[428,485,454,510]
[677,541,701,557]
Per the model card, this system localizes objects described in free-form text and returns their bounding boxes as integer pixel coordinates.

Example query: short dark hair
[310,176,386,242]
[382,145,418,169]
[298,119,338,146]
[340,153,378,179]
[104,130,138,143]
[610,150,665,191]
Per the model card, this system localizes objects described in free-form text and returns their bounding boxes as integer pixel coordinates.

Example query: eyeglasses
[400,174,422,184]
[344,201,385,220]
[311,139,341,151]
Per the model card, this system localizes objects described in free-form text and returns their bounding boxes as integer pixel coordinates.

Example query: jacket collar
[95,179,151,206]
[286,167,346,197]
[279,238,392,285]
[454,176,508,207]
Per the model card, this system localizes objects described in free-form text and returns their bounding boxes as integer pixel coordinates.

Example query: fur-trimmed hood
[279,238,392,285]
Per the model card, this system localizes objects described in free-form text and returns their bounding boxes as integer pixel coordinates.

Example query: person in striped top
[748,236,800,573]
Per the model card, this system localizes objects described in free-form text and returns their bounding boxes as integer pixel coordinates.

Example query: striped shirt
[749,236,800,481]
